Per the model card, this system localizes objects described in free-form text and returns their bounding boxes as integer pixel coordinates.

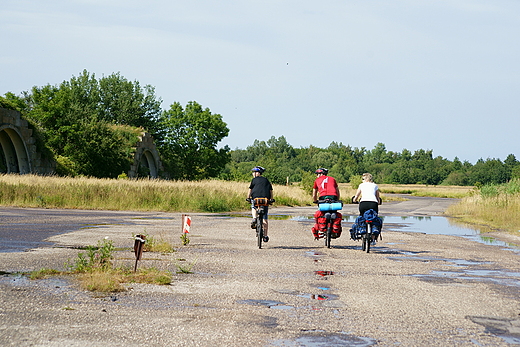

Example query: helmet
[315,168,328,175]
[251,166,265,173]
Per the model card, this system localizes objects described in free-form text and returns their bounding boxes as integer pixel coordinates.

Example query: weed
[30,268,60,280]
[180,233,190,246]
[175,258,197,274]
[138,233,175,253]
[31,238,173,293]
[68,238,115,272]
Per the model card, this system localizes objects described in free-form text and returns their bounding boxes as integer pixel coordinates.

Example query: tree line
[220,137,520,187]
[1,70,517,186]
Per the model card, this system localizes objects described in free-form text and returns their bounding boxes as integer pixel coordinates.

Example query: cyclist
[246,166,273,243]
[312,168,340,203]
[311,168,340,240]
[352,172,381,216]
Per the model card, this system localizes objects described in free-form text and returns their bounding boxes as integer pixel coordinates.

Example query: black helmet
[315,168,328,175]
[251,166,265,173]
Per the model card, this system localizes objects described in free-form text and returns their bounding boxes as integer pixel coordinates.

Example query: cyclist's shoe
[251,219,257,229]
[314,237,320,241]
[371,240,377,246]
[263,236,269,242]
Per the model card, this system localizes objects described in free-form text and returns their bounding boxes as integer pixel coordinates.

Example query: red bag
[312,211,342,238]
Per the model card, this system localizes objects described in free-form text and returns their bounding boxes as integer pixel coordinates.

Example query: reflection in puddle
[314,271,334,277]
[297,293,339,301]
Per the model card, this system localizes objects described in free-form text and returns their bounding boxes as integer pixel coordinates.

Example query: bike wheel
[257,216,263,249]
[362,234,367,251]
[366,223,371,253]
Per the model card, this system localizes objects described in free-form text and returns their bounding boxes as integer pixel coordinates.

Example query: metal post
[134,234,146,272]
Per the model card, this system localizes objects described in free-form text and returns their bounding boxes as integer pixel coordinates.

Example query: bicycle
[315,199,343,248]
[247,197,274,249]
[350,197,382,253]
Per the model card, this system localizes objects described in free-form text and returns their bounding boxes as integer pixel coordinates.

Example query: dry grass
[0,174,311,212]
[446,192,520,233]
[377,184,474,199]
[0,174,477,212]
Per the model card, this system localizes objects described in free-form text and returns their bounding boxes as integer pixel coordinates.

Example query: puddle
[292,213,519,251]
[271,331,377,346]
[314,271,334,277]
[416,270,520,287]
[237,299,288,308]
[468,316,520,345]
[297,293,339,301]
[381,216,518,249]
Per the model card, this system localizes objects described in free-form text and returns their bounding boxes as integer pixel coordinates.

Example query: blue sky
[1,0,519,164]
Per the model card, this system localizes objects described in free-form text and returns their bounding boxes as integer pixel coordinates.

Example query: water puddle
[379,216,519,250]
[290,213,519,251]
[413,269,520,287]
[297,293,339,301]
[314,271,334,277]
[237,299,288,308]
[271,331,377,346]
[468,316,520,345]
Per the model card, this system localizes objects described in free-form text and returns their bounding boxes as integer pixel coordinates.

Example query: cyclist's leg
[263,206,269,236]
[251,204,258,228]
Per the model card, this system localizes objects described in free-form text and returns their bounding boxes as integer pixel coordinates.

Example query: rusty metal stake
[134,234,146,272]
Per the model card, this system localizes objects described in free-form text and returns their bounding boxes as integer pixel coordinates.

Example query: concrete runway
[1,197,519,346]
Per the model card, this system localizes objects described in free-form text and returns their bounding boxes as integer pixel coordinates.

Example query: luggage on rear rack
[350,210,383,240]
[312,210,342,239]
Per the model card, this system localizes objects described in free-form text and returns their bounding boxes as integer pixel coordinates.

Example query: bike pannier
[254,198,269,206]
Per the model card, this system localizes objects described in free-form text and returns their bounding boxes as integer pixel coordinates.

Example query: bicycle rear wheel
[365,223,371,253]
[325,224,332,248]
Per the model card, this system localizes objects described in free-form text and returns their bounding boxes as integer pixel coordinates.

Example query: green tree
[158,101,230,180]
[98,72,162,134]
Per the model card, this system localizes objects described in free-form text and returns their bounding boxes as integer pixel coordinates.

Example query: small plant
[30,268,60,280]
[68,238,115,272]
[139,233,175,253]
[180,233,190,246]
[175,258,197,274]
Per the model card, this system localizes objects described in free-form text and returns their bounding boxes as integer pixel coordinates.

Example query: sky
[1,0,519,164]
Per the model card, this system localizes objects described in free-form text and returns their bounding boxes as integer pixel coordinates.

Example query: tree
[7,70,162,178]
[158,101,230,180]
[98,72,162,134]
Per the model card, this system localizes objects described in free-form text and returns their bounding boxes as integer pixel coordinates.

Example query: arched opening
[137,149,158,178]
[0,126,31,174]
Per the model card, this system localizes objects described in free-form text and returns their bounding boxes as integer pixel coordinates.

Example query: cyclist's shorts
[251,204,269,219]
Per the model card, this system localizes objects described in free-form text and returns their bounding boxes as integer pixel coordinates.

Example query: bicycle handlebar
[315,199,342,204]
[246,198,275,204]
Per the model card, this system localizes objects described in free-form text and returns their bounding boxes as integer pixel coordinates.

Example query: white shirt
[358,182,378,202]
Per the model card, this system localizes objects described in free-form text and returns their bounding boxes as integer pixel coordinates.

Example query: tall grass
[0,174,311,212]
[378,184,474,199]
[446,179,520,233]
